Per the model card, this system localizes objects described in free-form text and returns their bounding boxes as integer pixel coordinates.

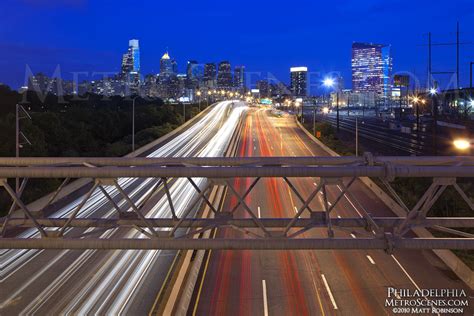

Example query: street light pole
[336,91,340,132]
[470,61,473,88]
[15,104,32,194]
[355,116,359,156]
[313,104,316,136]
[196,91,202,112]
[430,89,438,155]
[183,102,186,122]
[15,104,20,194]
[132,96,138,152]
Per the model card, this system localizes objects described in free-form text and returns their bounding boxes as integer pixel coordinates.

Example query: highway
[0,101,247,315]
[191,108,473,315]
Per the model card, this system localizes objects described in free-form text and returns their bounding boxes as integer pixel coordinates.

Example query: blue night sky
[1,0,473,92]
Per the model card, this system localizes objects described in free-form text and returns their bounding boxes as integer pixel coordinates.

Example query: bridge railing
[1,155,473,251]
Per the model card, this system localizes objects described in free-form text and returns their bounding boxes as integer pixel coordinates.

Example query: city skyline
[1,0,473,91]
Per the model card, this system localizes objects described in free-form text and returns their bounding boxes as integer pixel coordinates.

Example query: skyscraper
[257,80,270,98]
[290,67,308,97]
[352,42,393,102]
[234,66,245,90]
[187,61,199,79]
[203,63,217,88]
[217,61,232,89]
[160,51,173,76]
[121,39,140,80]
[186,60,203,89]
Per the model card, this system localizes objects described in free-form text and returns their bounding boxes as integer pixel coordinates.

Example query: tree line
[0,84,200,215]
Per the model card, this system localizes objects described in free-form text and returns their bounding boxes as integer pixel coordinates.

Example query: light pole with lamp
[131,96,139,152]
[15,104,32,194]
[429,88,439,155]
[323,78,339,132]
[196,91,202,112]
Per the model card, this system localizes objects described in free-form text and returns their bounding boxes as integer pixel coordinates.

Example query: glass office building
[352,42,392,103]
[290,66,308,97]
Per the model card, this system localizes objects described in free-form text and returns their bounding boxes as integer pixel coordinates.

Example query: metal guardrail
[1,155,473,251]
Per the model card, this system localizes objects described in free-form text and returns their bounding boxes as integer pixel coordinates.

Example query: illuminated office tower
[352,42,392,102]
[234,65,245,90]
[217,61,232,89]
[290,66,308,97]
[121,39,140,90]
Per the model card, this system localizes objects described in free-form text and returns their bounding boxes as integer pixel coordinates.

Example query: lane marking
[293,206,298,214]
[313,182,317,186]
[336,184,362,217]
[366,255,376,265]
[254,146,257,150]
[258,206,261,218]
[321,274,338,310]
[350,233,356,239]
[328,201,332,206]
[391,255,439,316]
[391,255,421,290]
[262,280,269,316]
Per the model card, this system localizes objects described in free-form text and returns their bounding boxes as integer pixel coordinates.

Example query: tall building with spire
[160,51,173,76]
[121,39,140,91]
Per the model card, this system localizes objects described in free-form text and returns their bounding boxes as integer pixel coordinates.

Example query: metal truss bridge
[0,155,473,251]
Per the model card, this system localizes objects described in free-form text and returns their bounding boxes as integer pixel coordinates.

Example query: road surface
[191,108,473,315]
[0,101,247,315]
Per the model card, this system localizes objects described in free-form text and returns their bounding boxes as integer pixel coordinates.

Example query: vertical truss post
[169,182,212,236]
[283,177,315,213]
[1,179,46,237]
[1,178,28,237]
[187,178,218,214]
[113,179,158,238]
[321,182,334,237]
[283,181,323,236]
[225,180,269,236]
[453,183,474,210]
[98,184,125,215]
[59,181,99,236]
[395,178,454,237]
[230,177,260,213]
[162,177,178,220]
[39,178,70,214]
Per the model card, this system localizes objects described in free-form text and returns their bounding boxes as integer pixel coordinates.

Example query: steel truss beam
[3,217,472,228]
[0,237,471,250]
[0,155,473,250]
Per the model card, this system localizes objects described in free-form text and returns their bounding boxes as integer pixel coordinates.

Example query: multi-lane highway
[0,101,247,315]
[191,108,473,315]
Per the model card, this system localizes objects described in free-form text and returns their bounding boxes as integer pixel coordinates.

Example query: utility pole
[336,92,340,132]
[183,103,186,122]
[15,104,32,194]
[15,104,19,194]
[456,22,460,89]
[347,94,350,117]
[131,96,139,152]
[355,116,359,156]
[470,61,473,88]
[431,91,438,155]
[428,32,432,90]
